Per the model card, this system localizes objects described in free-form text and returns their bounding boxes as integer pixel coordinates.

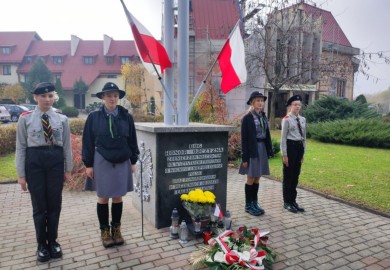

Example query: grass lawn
[269,130,390,213]
[0,152,17,183]
[1,132,389,213]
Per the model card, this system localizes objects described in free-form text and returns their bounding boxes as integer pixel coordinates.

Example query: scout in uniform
[82,82,139,248]
[16,82,73,262]
[280,95,306,213]
[240,91,273,216]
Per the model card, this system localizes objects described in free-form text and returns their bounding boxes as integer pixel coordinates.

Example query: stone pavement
[0,169,389,270]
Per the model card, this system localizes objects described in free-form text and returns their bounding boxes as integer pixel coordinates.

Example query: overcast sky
[1,0,389,97]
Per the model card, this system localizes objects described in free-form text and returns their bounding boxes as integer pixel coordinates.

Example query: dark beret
[31,82,55,94]
[286,95,302,106]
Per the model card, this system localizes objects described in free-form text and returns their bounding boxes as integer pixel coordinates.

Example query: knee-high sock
[245,184,252,204]
[111,202,123,225]
[97,203,109,229]
[253,183,259,201]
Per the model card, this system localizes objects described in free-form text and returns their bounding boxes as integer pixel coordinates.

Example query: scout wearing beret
[82,82,139,248]
[280,95,306,213]
[240,91,274,216]
[16,82,72,262]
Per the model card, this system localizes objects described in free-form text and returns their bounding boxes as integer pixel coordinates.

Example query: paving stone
[1,170,389,270]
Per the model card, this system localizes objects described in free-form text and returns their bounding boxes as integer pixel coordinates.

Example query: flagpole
[147,56,177,125]
[120,0,177,124]
[163,0,175,125]
[187,56,218,114]
[187,20,241,114]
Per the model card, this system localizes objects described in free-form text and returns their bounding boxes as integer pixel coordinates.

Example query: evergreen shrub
[0,124,16,155]
[62,106,79,117]
[69,118,85,135]
[307,118,390,148]
[305,95,380,123]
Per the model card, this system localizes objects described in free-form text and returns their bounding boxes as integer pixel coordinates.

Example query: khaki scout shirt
[15,107,73,177]
[280,113,306,156]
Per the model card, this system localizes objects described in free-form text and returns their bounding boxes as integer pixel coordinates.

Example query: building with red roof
[0,0,359,119]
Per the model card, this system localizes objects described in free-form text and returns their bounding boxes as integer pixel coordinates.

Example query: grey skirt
[84,151,133,198]
[239,141,270,177]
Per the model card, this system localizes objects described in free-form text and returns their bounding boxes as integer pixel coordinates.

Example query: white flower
[213,252,227,263]
[240,251,251,261]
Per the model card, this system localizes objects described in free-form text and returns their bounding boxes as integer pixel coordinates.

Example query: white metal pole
[177,0,189,125]
[163,0,175,125]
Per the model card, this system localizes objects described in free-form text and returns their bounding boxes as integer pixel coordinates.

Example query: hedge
[307,118,390,149]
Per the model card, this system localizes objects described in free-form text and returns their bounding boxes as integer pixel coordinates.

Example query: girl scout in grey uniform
[281,95,306,213]
[240,91,273,216]
[16,82,73,262]
[82,82,139,248]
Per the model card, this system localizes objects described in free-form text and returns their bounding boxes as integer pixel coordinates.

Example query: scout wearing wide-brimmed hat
[240,90,273,217]
[82,81,139,249]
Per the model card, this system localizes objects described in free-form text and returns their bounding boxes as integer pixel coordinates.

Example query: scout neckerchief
[104,106,118,139]
[252,111,265,134]
[296,116,304,138]
[41,113,53,144]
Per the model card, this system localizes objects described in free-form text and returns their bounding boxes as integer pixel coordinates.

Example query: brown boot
[111,223,124,245]
[101,227,114,248]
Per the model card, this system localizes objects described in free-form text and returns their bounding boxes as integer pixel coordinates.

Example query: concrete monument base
[132,123,235,229]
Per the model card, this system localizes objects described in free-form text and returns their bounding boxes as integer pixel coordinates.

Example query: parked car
[0,105,11,123]
[1,104,29,122]
[20,104,62,113]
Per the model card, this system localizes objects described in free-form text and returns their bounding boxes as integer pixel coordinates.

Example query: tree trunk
[269,88,278,130]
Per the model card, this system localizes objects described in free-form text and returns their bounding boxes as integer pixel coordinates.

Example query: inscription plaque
[156,132,228,228]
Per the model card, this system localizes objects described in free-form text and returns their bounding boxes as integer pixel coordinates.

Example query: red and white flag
[214,204,224,218]
[217,22,247,94]
[120,0,172,75]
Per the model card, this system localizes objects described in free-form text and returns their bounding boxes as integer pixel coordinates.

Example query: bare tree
[240,0,383,127]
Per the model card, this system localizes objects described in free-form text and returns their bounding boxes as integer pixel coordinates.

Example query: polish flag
[217,22,247,94]
[214,204,224,218]
[120,0,172,75]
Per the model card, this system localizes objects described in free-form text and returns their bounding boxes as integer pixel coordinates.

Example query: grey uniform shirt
[15,107,73,178]
[281,113,306,156]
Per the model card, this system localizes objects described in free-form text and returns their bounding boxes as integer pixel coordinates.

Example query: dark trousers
[283,140,304,203]
[25,146,64,244]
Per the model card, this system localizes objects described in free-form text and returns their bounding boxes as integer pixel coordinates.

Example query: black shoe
[49,241,62,259]
[284,203,298,213]
[37,243,50,262]
[245,203,261,216]
[293,202,305,212]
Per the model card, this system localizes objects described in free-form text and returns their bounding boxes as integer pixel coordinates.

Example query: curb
[0,179,17,184]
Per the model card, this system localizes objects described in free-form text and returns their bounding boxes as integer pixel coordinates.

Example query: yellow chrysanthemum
[180,194,189,201]
[204,191,216,199]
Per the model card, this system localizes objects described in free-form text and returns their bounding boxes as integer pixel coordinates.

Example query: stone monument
[132,122,234,229]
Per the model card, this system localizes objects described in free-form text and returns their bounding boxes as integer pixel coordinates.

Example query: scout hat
[286,95,302,106]
[246,91,267,105]
[96,82,126,99]
[31,82,55,94]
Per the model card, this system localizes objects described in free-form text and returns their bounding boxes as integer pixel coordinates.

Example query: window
[106,56,114,65]
[24,56,32,64]
[120,56,130,64]
[331,78,346,97]
[107,74,117,78]
[84,56,94,65]
[2,47,11,55]
[2,65,11,75]
[52,56,63,65]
